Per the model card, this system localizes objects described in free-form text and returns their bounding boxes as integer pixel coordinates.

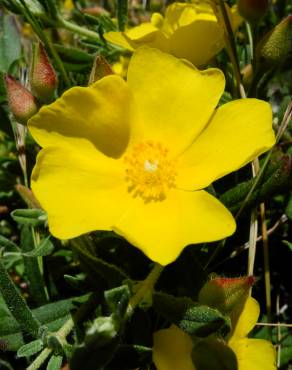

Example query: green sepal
[192,337,238,370]
[153,292,231,337]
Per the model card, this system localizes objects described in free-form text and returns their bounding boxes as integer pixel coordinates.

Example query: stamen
[124,141,177,202]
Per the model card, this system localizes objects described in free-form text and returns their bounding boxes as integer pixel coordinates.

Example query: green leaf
[0,259,42,338]
[23,236,55,257]
[47,355,63,370]
[0,15,21,73]
[104,285,130,317]
[17,339,43,358]
[10,209,47,226]
[21,226,48,305]
[282,240,292,251]
[0,295,88,351]
[153,292,231,337]
[116,0,128,31]
[53,44,94,63]
[192,337,238,370]
[0,235,20,251]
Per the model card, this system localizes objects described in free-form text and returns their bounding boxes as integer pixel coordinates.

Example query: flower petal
[113,189,235,265]
[153,325,195,370]
[177,99,275,190]
[127,47,225,156]
[229,338,276,370]
[28,75,133,158]
[230,297,260,339]
[104,24,168,51]
[31,147,129,239]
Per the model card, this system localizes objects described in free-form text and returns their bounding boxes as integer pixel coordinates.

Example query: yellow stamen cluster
[124,141,177,202]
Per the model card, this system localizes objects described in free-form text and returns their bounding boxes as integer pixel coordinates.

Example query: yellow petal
[31,147,129,239]
[104,23,167,51]
[104,31,134,50]
[229,338,276,370]
[151,12,164,28]
[127,47,225,156]
[230,297,260,339]
[153,325,195,370]
[113,189,235,265]
[168,19,225,65]
[162,2,224,65]
[28,75,133,158]
[177,99,275,190]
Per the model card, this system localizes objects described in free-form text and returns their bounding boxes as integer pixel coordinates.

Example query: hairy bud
[5,75,38,125]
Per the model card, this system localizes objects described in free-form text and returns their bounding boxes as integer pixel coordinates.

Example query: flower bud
[30,43,58,103]
[258,16,292,66]
[198,275,256,313]
[4,75,38,125]
[237,0,269,23]
[88,55,113,85]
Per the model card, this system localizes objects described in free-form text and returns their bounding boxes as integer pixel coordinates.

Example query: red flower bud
[30,43,58,103]
[88,55,113,85]
[237,0,269,23]
[198,275,256,313]
[5,75,38,125]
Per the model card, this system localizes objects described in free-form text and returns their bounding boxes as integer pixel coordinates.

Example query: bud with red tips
[88,55,113,85]
[30,43,58,103]
[237,0,269,23]
[198,275,256,314]
[258,15,292,67]
[5,75,38,125]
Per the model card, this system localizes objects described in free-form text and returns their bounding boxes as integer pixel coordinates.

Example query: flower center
[124,141,177,202]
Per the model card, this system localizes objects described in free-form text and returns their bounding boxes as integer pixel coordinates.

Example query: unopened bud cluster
[5,43,58,125]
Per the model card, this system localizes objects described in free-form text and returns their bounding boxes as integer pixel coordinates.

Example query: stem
[57,18,100,41]
[26,348,52,370]
[126,263,164,318]
[26,318,74,370]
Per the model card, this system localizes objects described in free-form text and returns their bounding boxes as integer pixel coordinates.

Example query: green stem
[26,348,52,370]
[126,263,164,318]
[57,18,100,41]
[27,318,74,370]
[0,258,41,338]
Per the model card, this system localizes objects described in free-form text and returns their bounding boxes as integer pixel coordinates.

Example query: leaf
[282,240,292,251]
[10,209,47,226]
[0,15,21,73]
[47,355,63,370]
[0,295,89,351]
[23,236,55,257]
[153,292,231,337]
[17,339,43,358]
[104,285,130,318]
[0,235,20,251]
[116,0,128,31]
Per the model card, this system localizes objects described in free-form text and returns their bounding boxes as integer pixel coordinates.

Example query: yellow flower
[153,297,276,370]
[64,0,74,11]
[104,2,242,66]
[112,55,130,78]
[28,47,275,265]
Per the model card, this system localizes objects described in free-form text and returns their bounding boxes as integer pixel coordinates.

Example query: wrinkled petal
[28,75,133,158]
[168,20,224,65]
[31,147,129,239]
[230,297,260,339]
[229,338,276,370]
[104,24,168,52]
[177,99,275,190]
[127,47,225,156]
[113,189,235,265]
[153,325,195,370]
